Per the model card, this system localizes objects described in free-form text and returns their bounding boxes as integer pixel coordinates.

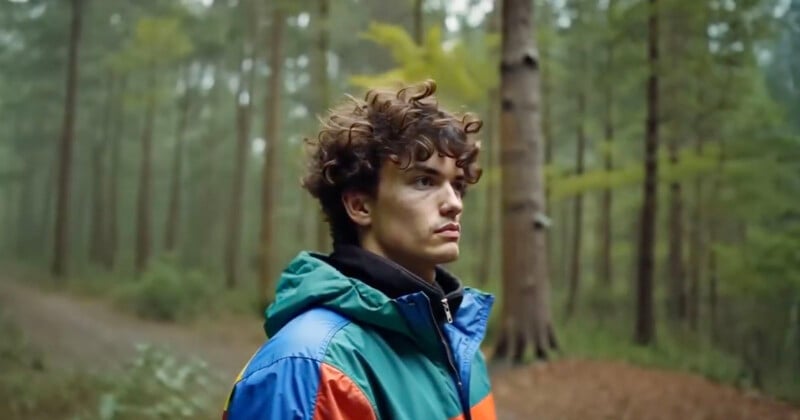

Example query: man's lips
[434,223,461,238]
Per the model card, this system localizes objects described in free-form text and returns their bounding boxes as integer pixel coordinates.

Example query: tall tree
[104,75,126,269]
[89,75,115,264]
[314,0,331,252]
[259,7,286,306]
[225,0,258,288]
[565,45,588,320]
[494,0,557,362]
[164,74,193,254]
[634,0,660,345]
[135,71,157,275]
[51,0,84,277]
[596,0,616,288]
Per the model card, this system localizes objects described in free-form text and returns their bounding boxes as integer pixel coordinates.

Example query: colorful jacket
[224,246,496,420]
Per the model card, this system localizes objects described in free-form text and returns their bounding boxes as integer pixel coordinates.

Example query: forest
[1,0,799,418]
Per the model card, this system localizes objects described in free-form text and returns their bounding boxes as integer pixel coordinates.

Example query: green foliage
[0,312,216,419]
[86,345,213,420]
[116,257,215,322]
[351,23,497,105]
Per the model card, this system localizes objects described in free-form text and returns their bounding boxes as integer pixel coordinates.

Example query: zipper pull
[441,298,453,323]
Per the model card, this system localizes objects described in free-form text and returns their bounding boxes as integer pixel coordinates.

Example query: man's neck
[359,239,436,284]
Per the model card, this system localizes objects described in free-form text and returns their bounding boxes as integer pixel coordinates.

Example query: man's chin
[430,244,459,264]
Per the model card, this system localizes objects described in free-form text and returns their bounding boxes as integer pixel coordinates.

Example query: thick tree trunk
[634,0,659,345]
[51,0,84,277]
[314,0,331,253]
[259,8,286,307]
[135,74,157,276]
[493,0,557,363]
[164,89,192,253]
[565,65,587,320]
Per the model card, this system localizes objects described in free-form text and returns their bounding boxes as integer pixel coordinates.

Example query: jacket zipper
[427,298,471,420]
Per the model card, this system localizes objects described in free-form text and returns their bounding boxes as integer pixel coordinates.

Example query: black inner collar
[317,244,464,324]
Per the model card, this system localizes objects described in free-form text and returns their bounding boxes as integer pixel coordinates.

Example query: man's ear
[341,190,372,227]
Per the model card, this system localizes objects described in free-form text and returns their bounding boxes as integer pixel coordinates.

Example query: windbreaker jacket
[224,247,496,420]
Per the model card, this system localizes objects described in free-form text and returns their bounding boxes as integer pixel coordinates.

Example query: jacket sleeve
[224,357,377,420]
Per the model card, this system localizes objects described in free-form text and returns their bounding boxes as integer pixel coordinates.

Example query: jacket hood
[264,248,492,346]
[265,251,415,339]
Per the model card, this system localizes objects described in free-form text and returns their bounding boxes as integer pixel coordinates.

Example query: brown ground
[1,276,798,420]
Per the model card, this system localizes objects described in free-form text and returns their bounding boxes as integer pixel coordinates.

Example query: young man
[224,80,496,420]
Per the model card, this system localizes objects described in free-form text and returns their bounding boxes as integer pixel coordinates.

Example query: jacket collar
[318,244,464,324]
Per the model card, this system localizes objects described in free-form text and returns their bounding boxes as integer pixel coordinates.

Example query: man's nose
[440,184,463,217]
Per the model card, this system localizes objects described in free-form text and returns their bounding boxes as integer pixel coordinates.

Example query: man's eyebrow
[409,163,442,177]
[408,163,465,180]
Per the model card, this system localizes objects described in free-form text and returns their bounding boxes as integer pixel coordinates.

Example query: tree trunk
[135,73,157,276]
[597,0,615,288]
[51,0,84,278]
[667,134,686,320]
[314,0,331,253]
[493,0,557,363]
[89,76,114,264]
[164,86,192,253]
[687,178,703,330]
[17,164,34,257]
[88,142,106,263]
[413,0,424,44]
[707,138,725,340]
[259,8,286,307]
[565,59,587,320]
[104,76,126,269]
[476,88,499,287]
[225,1,258,289]
[634,0,659,346]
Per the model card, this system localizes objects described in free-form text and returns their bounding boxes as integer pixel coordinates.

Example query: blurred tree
[52,0,85,278]
[634,0,660,345]
[225,0,258,289]
[259,6,287,306]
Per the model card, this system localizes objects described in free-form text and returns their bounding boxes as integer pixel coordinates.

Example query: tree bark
[225,0,258,289]
[51,0,84,277]
[164,84,192,253]
[259,8,286,307]
[634,0,659,345]
[135,72,157,276]
[493,0,557,363]
[314,0,331,253]
[565,53,587,320]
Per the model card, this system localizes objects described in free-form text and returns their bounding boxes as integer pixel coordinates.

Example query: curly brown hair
[302,80,483,246]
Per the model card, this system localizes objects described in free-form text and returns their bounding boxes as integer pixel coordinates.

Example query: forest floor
[1,275,799,420]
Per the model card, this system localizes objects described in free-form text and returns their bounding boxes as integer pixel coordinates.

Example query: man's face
[360,153,466,278]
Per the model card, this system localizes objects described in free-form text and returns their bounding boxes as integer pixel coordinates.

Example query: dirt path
[1,277,798,420]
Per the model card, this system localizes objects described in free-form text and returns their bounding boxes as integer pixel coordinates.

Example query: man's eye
[414,176,434,188]
[453,181,467,197]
